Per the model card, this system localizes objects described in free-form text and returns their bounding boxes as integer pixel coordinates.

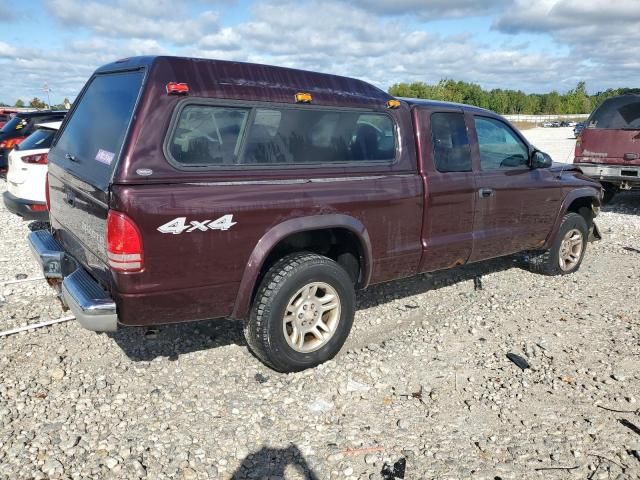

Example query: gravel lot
[1,128,639,479]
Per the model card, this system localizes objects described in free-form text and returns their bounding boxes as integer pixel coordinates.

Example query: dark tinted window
[0,114,9,122]
[17,128,56,151]
[169,105,250,166]
[240,108,395,165]
[51,71,144,190]
[589,96,640,129]
[168,106,396,167]
[474,116,529,170]
[431,112,471,172]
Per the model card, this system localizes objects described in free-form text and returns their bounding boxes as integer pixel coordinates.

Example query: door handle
[479,188,495,198]
[623,153,639,161]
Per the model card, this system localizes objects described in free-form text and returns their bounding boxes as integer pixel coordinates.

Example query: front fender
[543,186,601,249]
[230,214,373,321]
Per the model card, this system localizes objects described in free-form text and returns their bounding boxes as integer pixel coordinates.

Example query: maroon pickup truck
[29,56,602,372]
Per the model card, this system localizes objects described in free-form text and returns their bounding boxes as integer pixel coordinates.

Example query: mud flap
[589,221,602,242]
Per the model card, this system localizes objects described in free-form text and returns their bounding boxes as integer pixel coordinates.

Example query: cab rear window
[167,104,396,167]
[589,96,640,129]
[51,70,144,190]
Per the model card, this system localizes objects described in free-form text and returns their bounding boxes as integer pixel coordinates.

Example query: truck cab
[29,56,601,372]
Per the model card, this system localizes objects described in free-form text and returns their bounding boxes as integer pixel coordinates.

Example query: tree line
[0,97,71,110]
[388,80,640,115]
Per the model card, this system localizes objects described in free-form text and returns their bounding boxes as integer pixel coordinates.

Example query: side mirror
[531,150,552,169]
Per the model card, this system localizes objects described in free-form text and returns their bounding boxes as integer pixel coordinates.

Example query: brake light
[166,82,189,95]
[28,204,48,212]
[107,210,144,272]
[22,152,48,164]
[45,174,50,211]
[0,137,24,149]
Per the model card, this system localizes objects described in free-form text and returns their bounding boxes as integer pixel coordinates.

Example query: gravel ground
[1,131,639,479]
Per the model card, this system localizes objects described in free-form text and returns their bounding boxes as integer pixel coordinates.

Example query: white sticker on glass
[95,149,115,165]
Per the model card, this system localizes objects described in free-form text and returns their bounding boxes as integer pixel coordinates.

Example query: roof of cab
[94,56,394,108]
[400,97,497,116]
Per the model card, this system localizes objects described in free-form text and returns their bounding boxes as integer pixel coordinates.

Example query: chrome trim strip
[184,174,416,187]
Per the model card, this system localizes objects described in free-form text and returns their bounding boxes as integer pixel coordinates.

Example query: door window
[474,116,529,170]
[431,112,472,172]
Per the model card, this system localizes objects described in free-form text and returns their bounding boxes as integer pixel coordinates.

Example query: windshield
[0,116,28,135]
[51,70,144,190]
[17,128,56,151]
[588,96,640,129]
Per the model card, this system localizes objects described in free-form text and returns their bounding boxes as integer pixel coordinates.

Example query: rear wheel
[529,212,588,276]
[244,252,355,372]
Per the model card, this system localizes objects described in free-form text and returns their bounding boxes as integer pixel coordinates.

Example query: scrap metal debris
[619,418,640,436]
[506,353,530,370]
[0,316,75,337]
[381,457,406,479]
[0,276,46,302]
[473,276,483,290]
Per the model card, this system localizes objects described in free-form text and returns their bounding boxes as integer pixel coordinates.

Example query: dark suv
[0,111,66,170]
[29,56,601,372]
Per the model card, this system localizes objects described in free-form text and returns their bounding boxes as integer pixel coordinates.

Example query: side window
[474,116,529,170]
[240,108,395,165]
[431,112,471,172]
[169,105,250,166]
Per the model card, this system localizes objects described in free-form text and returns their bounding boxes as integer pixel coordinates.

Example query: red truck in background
[29,56,602,372]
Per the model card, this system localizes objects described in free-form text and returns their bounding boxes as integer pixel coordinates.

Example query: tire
[244,252,356,372]
[601,182,618,204]
[529,212,588,276]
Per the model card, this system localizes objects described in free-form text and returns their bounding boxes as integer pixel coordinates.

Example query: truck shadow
[230,444,319,480]
[602,190,640,215]
[108,254,525,362]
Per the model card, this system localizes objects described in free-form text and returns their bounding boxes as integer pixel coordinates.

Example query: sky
[0,0,638,106]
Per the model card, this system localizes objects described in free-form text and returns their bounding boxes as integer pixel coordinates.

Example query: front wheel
[529,212,588,276]
[244,252,355,372]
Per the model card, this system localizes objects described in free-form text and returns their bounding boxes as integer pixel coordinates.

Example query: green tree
[14,99,25,108]
[29,97,46,109]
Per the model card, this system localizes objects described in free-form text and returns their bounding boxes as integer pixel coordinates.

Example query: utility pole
[42,83,52,109]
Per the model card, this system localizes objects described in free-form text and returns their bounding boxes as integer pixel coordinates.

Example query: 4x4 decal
[157,215,237,234]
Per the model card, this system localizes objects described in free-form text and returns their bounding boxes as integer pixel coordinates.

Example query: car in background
[573,122,585,138]
[574,94,640,202]
[0,110,66,171]
[2,121,61,221]
[0,109,18,128]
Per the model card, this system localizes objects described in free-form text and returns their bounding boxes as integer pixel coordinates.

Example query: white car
[3,121,61,221]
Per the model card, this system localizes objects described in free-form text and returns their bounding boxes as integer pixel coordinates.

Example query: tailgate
[47,70,144,287]
[578,129,640,165]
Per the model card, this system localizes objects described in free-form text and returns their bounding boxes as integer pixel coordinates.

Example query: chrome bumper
[28,230,118,332]
[578,164,640,185]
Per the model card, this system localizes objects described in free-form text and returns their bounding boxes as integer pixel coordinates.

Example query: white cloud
[47,0,220,45]
[1,0,638,105]
[353,0,511,18]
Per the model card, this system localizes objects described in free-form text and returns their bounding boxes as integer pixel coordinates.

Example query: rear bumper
[2,191,49,221]
[577,163,640,186]
[28,230,118,332]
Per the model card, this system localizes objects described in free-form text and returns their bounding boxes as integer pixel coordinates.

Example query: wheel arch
[230,214,372,321]
[543,187,601,249]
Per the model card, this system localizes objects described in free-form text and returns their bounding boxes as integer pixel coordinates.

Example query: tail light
[0,137,24,149]
[22,152,48,164]
[107,210,144,272]
[45,173,50,211]
[28,204,48,212]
